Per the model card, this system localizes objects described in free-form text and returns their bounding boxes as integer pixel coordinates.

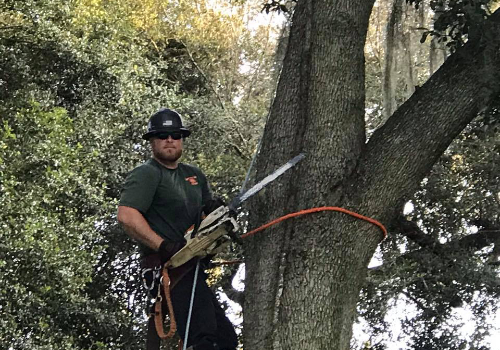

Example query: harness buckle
[141,266,162,291]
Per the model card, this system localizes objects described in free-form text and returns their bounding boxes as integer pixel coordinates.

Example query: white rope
[182,259,200,350]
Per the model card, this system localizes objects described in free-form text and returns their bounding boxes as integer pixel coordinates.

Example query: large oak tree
[243,1,500,349]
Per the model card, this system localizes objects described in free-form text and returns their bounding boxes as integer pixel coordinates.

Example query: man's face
[150,132,184,165]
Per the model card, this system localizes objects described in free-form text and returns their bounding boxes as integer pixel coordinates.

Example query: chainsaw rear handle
[167,207,239,268]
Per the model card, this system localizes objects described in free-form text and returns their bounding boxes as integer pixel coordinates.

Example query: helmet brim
[142,127,191,140]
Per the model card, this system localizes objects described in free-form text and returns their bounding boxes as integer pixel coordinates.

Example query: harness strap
[153,265,177,340]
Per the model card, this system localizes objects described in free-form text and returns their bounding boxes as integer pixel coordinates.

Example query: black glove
[201,254,216,269]
[158,240,185,264]
[203,197,225,215]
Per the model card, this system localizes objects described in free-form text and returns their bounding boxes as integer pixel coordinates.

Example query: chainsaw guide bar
[167,153,305,268]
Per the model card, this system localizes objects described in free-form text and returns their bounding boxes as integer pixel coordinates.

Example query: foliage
[1,0,498,349]
[262,0,295,14]
[0,0,281,348]
[407,0,496,51]
[0,103,128,349]
[358,111,500,349]
[356,1,500,349]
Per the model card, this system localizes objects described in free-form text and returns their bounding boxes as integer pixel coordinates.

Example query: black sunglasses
[156,132,183,140]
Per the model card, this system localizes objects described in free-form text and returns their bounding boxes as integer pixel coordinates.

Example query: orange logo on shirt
[185,176,198,185]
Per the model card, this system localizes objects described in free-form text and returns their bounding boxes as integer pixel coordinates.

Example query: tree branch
[370,227,500,275]
[354,9,500,223]
[446,229,500,253]
[393,215,441,250]
[178,40,250,152]
[180,40,227,111]
[0,25,26,31]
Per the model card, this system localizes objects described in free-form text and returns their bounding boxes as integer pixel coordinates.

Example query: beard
[153,147,183,164]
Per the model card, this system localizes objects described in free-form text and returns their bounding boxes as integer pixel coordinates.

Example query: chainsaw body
[167,154,305,268]
[167,206,238,268]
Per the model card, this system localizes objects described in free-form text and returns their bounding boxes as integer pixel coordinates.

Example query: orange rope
[154,266,177,339]
[156,207,385,336]
[154,207,386,341]
[240,206,387,240]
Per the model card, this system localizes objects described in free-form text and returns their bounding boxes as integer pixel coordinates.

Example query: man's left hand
[203,197,225,215]
[158,240,185,264]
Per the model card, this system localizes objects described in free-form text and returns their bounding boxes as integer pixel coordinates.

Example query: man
[117,108,238,350]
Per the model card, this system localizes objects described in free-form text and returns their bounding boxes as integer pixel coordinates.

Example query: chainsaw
[166,153,305,268]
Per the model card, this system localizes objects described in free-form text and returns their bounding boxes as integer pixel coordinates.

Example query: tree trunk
[400,3,415,98]
[243,1,376,349]
[242,1,500,349]
[429,2,447,75]
[383,0,403,119]
[429,36,447,75]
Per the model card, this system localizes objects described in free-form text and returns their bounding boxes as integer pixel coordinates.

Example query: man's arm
[117,205,163,251]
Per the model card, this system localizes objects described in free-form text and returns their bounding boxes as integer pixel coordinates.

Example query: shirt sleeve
[119,163,161,214]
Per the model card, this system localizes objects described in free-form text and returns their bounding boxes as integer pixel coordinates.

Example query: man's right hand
[158,240,185,264]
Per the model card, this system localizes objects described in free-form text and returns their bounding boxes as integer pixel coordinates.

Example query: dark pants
[144,263,237,350]
[171,267,238,350]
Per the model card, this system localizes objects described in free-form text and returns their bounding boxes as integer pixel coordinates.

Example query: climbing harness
[153,266,177,339]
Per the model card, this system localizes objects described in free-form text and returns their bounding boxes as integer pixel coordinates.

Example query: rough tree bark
[243,1,500,350]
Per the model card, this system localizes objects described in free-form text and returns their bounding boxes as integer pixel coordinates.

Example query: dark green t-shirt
[119,158,213,256]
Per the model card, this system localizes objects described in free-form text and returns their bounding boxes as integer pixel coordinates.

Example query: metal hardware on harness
[155,282,162,307]
[142,266,162,291]
[152,266,177,340]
